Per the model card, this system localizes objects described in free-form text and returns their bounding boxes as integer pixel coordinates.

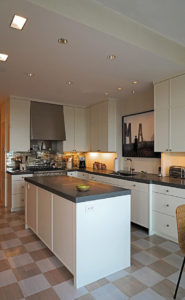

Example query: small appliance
[79,157,86,169]
[169,166,185,178]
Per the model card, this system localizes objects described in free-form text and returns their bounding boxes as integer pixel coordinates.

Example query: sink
[109,172,136,177]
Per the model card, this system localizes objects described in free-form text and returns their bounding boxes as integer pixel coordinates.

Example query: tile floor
[0,208,185,299]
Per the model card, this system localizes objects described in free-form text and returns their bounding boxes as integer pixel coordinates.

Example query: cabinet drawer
[67,171,77,177]
[130,181,149,192]
[12,194,25,209]
[77,172,89,180]
[152,192,185,217]
[152,184,185,199]
[12,181,25,194]
[152,211,178,241]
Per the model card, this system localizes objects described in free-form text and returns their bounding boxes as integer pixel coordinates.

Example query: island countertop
[25,175,130,203]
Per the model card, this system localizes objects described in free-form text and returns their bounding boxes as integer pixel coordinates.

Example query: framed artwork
[122,110,161,158]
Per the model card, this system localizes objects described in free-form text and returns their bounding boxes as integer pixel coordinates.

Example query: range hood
[30,101,66,141]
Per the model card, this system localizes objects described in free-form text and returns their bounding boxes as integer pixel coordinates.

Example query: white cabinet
[81,172,149,228]
[53,194,74,273]
[26,182,37,232]
[10,174,32,212]
[38,188,52,249]
[10,97,30,152]
[76,172,89,180]
[154,74,185,152]
[152,184,185,242]
[89,100,116,152]
[63,106,88,152]
[154,81,170,152]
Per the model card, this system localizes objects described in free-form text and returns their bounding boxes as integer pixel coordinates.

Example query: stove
[27,166,67,176]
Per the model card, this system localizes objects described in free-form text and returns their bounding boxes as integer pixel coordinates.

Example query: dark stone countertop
[68,168,185,189]
[7,166,185,189]
[6,168,34,175]
[25,175,131,203]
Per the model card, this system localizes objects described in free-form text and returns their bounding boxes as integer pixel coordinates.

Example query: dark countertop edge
[24,177,131,203]
[7,170,34,175]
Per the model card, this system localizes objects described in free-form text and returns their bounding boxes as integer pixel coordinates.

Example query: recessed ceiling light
[58,38,68,44]
[107,55,116,60]
[26,73,34,77]
[118,87,123,91]
[66,81,73,85]
[0,53,8,62]
[132,81,139,84]
[132,90,135,94]
[105,92,109,96]
[10,15,27,30]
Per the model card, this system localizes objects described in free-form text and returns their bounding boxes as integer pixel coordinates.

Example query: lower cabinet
[37,188,52,249]
[81,173,149,229]
[26,183,37,232]
[152,185,185,242]
[53,194,74,273]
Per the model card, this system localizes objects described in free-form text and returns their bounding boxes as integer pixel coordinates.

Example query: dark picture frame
[122,110,161,158]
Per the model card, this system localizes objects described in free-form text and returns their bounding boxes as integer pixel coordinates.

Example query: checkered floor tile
[0,208,184,299]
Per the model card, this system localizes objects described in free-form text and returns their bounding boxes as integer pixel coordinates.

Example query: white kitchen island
[25,175,131,288]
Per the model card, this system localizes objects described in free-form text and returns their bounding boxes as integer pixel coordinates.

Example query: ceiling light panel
[0,53,8,61]
[10,15,27,30]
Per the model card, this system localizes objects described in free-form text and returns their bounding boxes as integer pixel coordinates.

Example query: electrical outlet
[85,205,95,214]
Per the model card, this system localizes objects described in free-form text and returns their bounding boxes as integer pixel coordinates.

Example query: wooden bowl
[76,184,90,192]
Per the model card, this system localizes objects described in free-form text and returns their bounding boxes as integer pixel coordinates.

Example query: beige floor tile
[20,235,39,244]
[0,232,17,242]
[44,266,73,286]
[0,282,24,300]
[86,278,109,292]
[149,260,178,277]
[131,244,142,255]
[12,224,25,232]
[75,294,95,300]
[125,258,144,273]
[26,287,60,300]
[144,235,167,245]
[145,246,170,259]
[13,263,41,281]
[113,275,147,297]
[152,279,185,299]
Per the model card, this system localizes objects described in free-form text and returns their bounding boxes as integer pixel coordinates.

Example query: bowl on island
[76,184,90,192]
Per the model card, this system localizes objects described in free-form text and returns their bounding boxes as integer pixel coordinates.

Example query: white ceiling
[93,0,185,47]
[0,0,185,106]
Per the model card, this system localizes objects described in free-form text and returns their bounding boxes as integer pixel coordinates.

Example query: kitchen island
[25,175,131,288]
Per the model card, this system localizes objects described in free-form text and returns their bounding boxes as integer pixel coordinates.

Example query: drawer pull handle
[166,190,169,192]
[133,184,136,187]
[166,204,169,207]
[166,224,170,227]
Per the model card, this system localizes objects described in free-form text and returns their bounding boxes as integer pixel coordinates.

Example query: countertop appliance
[169,166,185,178]
[79,157,86,169]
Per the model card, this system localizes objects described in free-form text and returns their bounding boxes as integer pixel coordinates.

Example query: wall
[85,152,117,170]
[161,152,185,176]
[116,86,161,174]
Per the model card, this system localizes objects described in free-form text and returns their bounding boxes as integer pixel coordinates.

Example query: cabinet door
[170,74,185,108]
[10,98,30,152]
[131,189,149,228]
[154,81,169,152]
[63,106,75,152]
[98,102,108,152]
[90,105,99,151]
[26,183,37,232]
[38,188,52,249]
[75,108,88,151]
[53,194,74,273]
[170,107,185,151]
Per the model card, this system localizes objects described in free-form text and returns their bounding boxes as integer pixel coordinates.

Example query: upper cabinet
[154,74,185,152]
[63,106,88,152]
[89,100,116,152]
[9,97,30,152]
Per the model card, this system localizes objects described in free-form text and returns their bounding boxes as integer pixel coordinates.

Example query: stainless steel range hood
[30,101,66,141]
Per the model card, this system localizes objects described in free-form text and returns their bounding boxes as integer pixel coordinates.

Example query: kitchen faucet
[127,158,133,174]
